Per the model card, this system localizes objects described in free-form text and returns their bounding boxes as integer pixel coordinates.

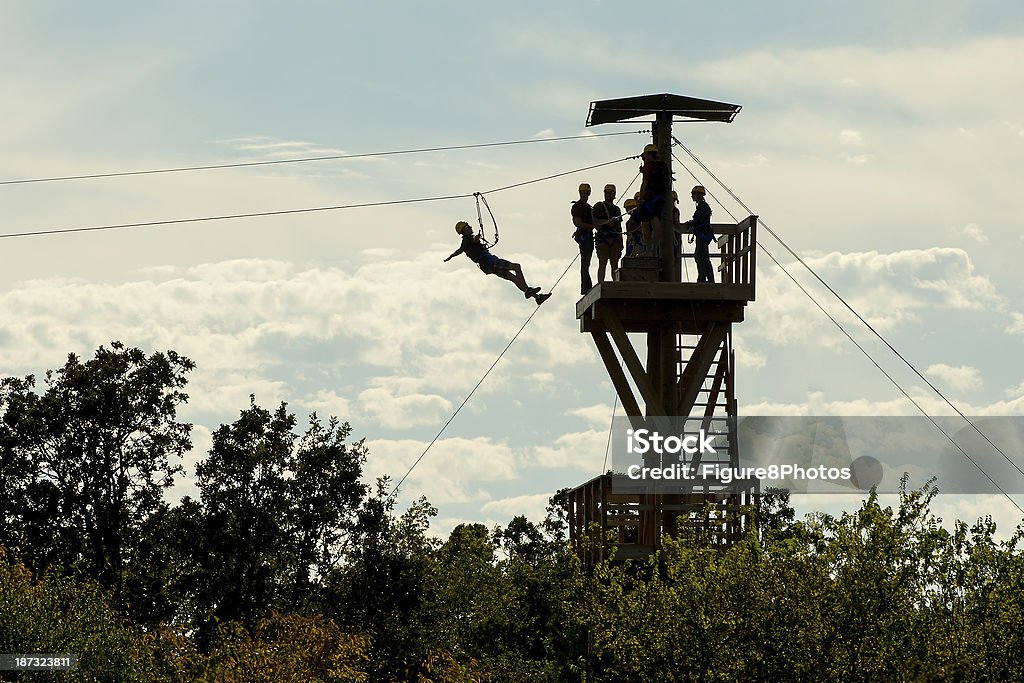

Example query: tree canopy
[2,343,1023,681]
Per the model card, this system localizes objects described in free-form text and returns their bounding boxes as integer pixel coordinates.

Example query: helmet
[691,185,706,196]
[643,143,658,155]
[604,183,616,193]
[455,220,471,235]
[671,190,679,202]
[578,183,591,193]
[623,198,639,211]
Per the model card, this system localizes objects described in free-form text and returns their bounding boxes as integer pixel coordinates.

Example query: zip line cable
[761,239,1024,515]
[1,130,648,187]
[0,195,470,241]
[386,251,582,502]
[672,138,1024,484]
[671,148,1024,513]
[603,391,619,472]
[0,156,636,242]
[388,156,649,500]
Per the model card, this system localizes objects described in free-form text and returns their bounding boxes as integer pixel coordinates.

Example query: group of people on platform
[442,143,715,303]
[571,143,716,296]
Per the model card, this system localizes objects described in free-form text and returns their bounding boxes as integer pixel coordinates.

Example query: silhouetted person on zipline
[444,221,551,305]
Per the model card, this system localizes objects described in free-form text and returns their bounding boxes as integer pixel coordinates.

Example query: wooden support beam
[678,323,729,415]
[590,328,643,418]
[646,329,661,416]
[604,311,665,415]
[580,301,747,334]
[684,345,730,482]
[655,113,678,283]
[718,245,751,271]
[747,216,758,300]
[577,282,755,316]
[702,345,728,424]
[660,321,681,417]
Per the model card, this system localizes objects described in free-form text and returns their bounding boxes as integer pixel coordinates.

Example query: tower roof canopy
[586,93,741,126]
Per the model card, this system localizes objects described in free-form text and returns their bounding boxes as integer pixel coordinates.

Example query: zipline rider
[444,221,551,305]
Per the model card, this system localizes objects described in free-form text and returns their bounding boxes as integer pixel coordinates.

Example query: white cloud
[357,380,452,430]
[214,136,346,158]
[1005,382,1024,400]
[954,223,989,244]
[691,37,1024,119]
[0,253,588,440]
[925,364,983,393]
[300,389,353,420]
[529,429,608,471]
[717,154,771,169]
[839,129,864,147]
[166,424,213,504]
[744,391,1024,418]
[481,493,552,522]
[365,437,521,505]
[750,247,1005,348]
[1003,121,1024,138]
[567,403,615,430]
[929,496,1024,541]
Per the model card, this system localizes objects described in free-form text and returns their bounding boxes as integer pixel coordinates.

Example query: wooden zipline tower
[564,94,759,565]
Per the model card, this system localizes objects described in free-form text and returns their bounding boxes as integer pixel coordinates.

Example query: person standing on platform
[671,189,683,270]
[592,183,624,283]
[623,198,643,257]
[681,185,715,283]
[636,144,672,256]
[571,183,595,294]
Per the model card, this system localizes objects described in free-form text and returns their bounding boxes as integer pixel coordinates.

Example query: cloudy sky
[3,1,1024,536]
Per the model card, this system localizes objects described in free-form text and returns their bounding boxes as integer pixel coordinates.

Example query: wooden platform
[563,473,756,566]
[577,281,753,334]
[564,215,759,565]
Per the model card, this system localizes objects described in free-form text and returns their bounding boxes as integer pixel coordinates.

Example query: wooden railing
[678,215,757,296]
[563,472,758,567]
[716,215,757,292]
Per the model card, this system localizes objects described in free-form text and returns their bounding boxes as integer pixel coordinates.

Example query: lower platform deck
[577,281,753,334]
[563,473,758,566]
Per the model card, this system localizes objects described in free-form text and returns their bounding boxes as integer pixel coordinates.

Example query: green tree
[325,480,441,681]
[285,412,368,607]
[567,482,1024,682]
[0,546,161,682]
[482,513,583,682]
[184,399,366,642]
[0,342,193,610]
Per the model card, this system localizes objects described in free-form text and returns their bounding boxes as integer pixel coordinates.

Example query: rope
[386,251,582,502]
[762,240,1024,515]
[473,192,499,248]
[0,156,638,242]
[603,390,619,472]
[1,130,649,186]
[484,156,637,195]
[671,141,1024,513]
[0,195,472,241]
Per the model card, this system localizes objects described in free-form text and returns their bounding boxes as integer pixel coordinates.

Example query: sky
[2,1,1024,538]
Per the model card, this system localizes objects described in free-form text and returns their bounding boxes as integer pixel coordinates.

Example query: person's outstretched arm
[444,247,463,262]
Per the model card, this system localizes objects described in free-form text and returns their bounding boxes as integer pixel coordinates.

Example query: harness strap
[473,192,499,248]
